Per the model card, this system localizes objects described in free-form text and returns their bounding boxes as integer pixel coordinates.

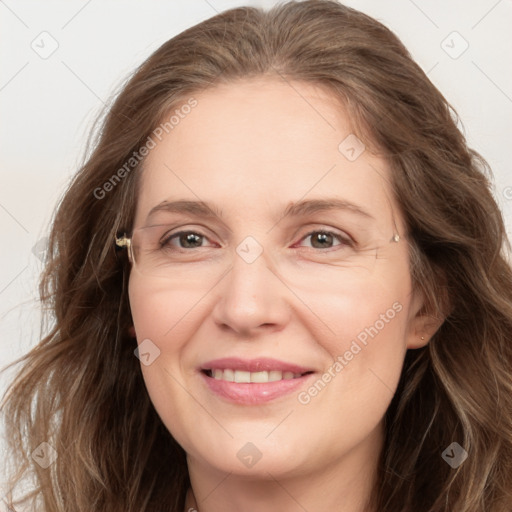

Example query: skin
[128,76,441,512]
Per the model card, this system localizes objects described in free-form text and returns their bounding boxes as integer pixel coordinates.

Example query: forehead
[166,76,357,159]
[134,77,399,231]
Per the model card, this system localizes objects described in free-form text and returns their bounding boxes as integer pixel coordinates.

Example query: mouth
[199,357,317,404]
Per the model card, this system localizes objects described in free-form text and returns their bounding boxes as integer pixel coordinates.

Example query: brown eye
[161,231,209,249]
[298,230,353,250]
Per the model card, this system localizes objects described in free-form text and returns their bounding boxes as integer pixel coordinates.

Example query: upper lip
[200,357,315,374]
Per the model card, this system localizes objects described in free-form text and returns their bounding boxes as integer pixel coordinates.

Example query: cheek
[291,281,408,455]
[128,276,203,446]
[323,288,407,358]
[128,275,205,343]
[128,275,208,408]
[296,263,408,342]
[296,267,410,399]
[127,276,191,383]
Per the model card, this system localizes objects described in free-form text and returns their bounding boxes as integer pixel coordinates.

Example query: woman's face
[128,77,427,480]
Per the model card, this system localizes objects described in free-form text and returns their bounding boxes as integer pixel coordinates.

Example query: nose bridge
[212,234,289,332]
[228,235,276,299]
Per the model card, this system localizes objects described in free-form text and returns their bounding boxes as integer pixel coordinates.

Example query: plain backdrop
[0,0,511,495]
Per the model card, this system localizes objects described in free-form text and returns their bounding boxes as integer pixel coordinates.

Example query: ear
[405,286,447,349]
[128,325,136,338]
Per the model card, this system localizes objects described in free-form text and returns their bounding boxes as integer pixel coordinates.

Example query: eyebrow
[145,198,375,223]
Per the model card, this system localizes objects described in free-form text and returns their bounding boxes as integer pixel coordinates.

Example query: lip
[199,357,316,405]
[200,357,314,374]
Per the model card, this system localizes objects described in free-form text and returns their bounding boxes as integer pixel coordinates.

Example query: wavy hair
[1,1,511,510]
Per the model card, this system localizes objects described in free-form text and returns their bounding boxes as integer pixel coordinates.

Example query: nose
[211,245,291,337]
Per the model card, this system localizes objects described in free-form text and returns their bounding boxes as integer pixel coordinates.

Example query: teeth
[250,371,268,383]
[268,370,283,382]
[223,369,235,382]
[235,370,251,383]
[209,369,304,383]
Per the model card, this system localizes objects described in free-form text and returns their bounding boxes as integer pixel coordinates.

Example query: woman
[1,1,511,511]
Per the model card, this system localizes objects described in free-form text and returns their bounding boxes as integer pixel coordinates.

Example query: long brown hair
[1,1,511,510]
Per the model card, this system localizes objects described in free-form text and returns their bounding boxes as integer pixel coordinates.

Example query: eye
[296,230,353,250]
[161,230,213,250]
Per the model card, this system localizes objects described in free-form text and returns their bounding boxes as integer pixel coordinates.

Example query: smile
[199,357,316,404]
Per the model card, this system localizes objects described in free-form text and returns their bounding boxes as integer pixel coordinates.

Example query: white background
[1,0,511,496]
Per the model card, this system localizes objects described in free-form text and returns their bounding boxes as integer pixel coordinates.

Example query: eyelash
[161,229,354,251]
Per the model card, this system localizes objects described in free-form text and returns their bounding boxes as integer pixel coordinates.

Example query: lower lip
[200,371,315,404]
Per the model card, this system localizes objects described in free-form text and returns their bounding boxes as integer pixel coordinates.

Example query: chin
[186,434,312,478]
